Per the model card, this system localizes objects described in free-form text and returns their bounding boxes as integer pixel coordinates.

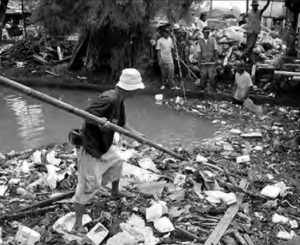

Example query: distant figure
[232,61,253,106]
[156,28,179,90]
[244,0,271,61]
[196,13,208,36]
[197,26,218,92]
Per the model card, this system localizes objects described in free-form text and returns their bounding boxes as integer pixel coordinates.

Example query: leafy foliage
[33,0,204,36]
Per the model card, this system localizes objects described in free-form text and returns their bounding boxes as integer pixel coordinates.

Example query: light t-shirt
[196,20,207,32]
[234,71,253,101]
[156,37,174,64]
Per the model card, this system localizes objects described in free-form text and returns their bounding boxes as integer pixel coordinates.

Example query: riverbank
[1,67,300,107]
[0,99,299,245]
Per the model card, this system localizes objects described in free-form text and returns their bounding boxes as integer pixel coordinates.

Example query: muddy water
[0,88,217,153]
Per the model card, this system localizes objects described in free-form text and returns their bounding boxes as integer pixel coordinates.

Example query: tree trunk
[0,0,9,43]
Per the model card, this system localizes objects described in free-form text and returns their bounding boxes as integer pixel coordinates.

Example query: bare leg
[111,180,133,198]
[72,203,87,237]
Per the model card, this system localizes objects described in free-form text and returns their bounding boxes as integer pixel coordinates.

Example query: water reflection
[4,94,45,149]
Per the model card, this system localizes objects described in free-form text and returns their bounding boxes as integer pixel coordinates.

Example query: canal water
[0,88,217,153]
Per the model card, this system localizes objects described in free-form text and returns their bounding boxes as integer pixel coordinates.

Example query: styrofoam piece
[15,225,41,245]
[85,223,108,245]
[241,132,262,138]
[154,217,174,233]
[236,155,250,164]
[260,185,281,199]
[196,154,208,163]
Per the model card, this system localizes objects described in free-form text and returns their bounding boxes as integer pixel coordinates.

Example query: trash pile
[0,99,300,244]
[212,26,284,64]
[172,25,285,75]
[0,38,75,70]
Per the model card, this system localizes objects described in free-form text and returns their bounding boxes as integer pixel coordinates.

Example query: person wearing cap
[197,26,218,92]
[72,68,145,236]
[156,28,179,90]
[232,61,253,106]
[244,0,271,61]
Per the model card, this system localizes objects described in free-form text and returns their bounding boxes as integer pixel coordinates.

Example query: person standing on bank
[197,26,218,92]
[244,0,271,61]
[196,13,208,35]
[232,61,253,106]
[71,68,145,236]
[156,28,179,90]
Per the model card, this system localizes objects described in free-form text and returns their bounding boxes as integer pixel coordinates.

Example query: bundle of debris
[0,97,300,245]
[0,38,75,70]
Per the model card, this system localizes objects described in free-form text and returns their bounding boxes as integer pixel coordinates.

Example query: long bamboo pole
[0,76,186,161]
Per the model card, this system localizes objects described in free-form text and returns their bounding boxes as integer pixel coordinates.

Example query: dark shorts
[232,97,244,106]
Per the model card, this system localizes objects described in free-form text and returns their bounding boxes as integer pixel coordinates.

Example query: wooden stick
[17,191,75,212]
[204,179,248,245]
[0,76,186,161]
[217,179,268,200]
[0,206,56,221]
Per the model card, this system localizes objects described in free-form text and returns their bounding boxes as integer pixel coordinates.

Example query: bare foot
[111,190,134,199]
[70,226,87,237]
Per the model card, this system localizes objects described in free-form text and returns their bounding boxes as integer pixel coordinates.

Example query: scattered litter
[236,155,250,164]
[241,132,263,138]
[277,231,295,240]
[204,191,237,206]
[15,225,41,245]
[138,158,160,173]
[0,185,8,196]
[85,223,108,245]
[146,202,168,222]
[154,217,174,233]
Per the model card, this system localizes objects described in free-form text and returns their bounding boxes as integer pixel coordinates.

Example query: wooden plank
[204,179,248,245]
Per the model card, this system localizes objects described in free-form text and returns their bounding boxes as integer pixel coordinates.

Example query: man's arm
[261,0,271,14]
[196,41,202,66]
[213,38,218,61]
[85,97,111,125]
[156,39,162,64]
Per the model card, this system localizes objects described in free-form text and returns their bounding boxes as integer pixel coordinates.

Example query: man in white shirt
[232,61,253,106]
[156,29,179,90]
[196,13,208,36]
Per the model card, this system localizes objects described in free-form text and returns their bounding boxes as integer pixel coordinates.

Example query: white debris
[196,154,208,163]
[261,185,281,199]
[0,185,8,196]
[155,94,163,101]
[236,155,250,164]
[15,225,41,245]
[154,217,174,233]
[204,191,237,206]
[146,202,168,222]
[230,129,242,134]
[46,150,61,165]
[277,231,295,240]
[32,151,42,164]
[138,158,160,173]
[173,174,186,188]
[241,132,263,138]
[85,223,108,245]
[272,214,289,224]
[9,179,21,185]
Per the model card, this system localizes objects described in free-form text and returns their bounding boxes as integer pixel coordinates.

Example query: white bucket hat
[116,68,145,91]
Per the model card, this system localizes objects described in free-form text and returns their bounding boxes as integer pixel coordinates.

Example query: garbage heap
[174,25,285,71]
[0,38,75,70]
[0,99,299,245]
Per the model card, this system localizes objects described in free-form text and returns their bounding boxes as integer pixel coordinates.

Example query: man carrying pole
[71,68,145,236]
[243,0,271,62]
